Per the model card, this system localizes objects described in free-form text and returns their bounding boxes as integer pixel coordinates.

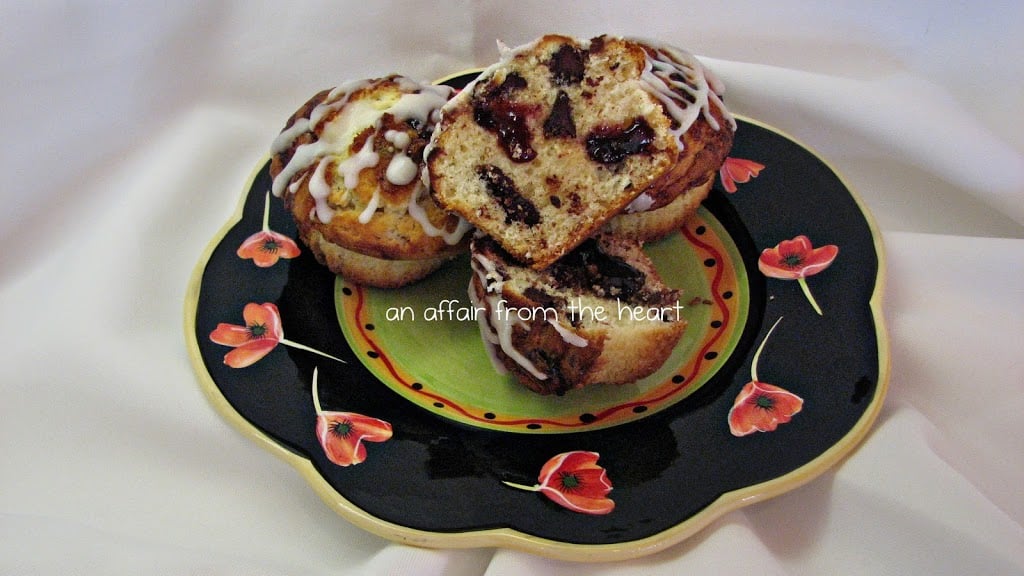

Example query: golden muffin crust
[605,175,714,242]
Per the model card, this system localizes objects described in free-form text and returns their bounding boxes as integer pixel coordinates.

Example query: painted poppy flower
[719,157,765,193]
[209,302,345,368]
[759,235,838,280]
[728,381,804,436]
[209,302,283,368]
[316,412,393,466]
[237,230,300,267]
[237,192,300,267]
[503,451,614,515]
[311,368,392,466]
[728,317,804,436]
[759,235,838,315]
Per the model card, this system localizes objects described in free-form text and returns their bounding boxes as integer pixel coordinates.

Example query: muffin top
[270,75,469,260]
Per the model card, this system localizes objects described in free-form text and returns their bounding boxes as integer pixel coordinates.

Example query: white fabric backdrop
[2,1,1022,574]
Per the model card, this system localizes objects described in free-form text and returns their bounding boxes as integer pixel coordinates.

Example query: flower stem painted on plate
[261,191,272,233]
[501,481,539,491]
[729,316,804,436]
[751,316,784,382]
[797,277,823,315]
[312,366,325,415]
[281,338,346,364]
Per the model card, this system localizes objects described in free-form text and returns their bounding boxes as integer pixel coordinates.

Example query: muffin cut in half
[427,34,734,268]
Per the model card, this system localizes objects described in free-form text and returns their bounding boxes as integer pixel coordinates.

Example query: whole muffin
[270,75,471,288]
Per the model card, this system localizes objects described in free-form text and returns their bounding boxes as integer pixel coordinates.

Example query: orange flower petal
[728,381,804,436]
[237,232,267,258]
[779,235,813,254]
[539,484,615,515]
[719,157,764,193]
[276,234,302,255]
[720,166,739,193]
[346,413,394,442]
[731,157,765,176]
[803,244,839,275]
[209,322,257,347]
[222,339,279,368]
[316,412,393,467]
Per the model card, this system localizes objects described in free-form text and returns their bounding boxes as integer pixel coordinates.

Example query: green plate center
[337,207,748,433]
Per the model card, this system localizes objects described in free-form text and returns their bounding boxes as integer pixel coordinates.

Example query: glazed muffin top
[270,75,470,261]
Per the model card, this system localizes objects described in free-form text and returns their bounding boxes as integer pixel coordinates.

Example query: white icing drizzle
[270,79,372,197]
[388,80,453,124]
[624,192,655,214]
[383,129,417,186]
[271,134,329,198]
[495,39,513,58]
[385,153,415,184]
[269,76,454,227]
[386,154,417,186]
[407,185,472,245]
[270,118,311,155]
[631,38,737,149]
[385,129,411,149]
[308,157,336,222]
[358,188,380,224]
[470,252,548,381]
[548,319,589,348]
[309,78,372,127]
[339,134,380,190]
[466,270,508,375]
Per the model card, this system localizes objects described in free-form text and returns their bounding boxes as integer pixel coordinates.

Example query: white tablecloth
[2,2,1022,574]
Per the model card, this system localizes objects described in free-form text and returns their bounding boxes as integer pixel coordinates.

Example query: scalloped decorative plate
[185,72,888,562]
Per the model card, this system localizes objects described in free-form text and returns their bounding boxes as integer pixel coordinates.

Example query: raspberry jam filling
[585,118,655,164]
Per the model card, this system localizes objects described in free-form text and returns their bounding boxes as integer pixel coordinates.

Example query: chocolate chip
[549,238,646,300]
[543,90,576,138]
[491,72,528,98]
[477,165,541,226]
[523,287,565,311]
[548,44,586,86]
